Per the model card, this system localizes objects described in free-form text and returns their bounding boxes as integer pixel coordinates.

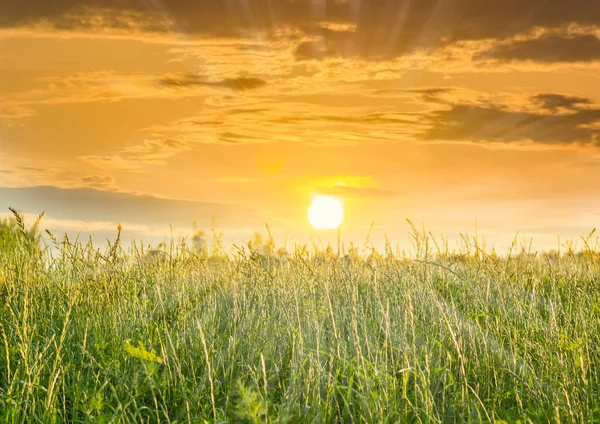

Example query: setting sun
[308,195,344,230]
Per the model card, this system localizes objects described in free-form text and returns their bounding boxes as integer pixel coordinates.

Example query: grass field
[0,213,599,423]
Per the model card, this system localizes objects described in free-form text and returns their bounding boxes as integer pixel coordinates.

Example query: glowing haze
[1,0,600,251]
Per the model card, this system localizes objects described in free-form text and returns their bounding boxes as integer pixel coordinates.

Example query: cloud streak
[475,33,600,64]
[158,74,267,91]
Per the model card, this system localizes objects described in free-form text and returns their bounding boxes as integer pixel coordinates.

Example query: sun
[308,195,344,230]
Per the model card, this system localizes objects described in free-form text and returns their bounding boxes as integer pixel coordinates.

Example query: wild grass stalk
[0,214,599,422]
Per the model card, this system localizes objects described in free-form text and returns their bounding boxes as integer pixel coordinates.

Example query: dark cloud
[158,74,266,91]
[290,1,600,61]
[228,108,270,114]
[0,185,260,227]
[420,100,600,146]
[1,1,319,35]
[407,88,455,104]
[162,139,185,148]
[221,77,267,91]
[80,175,116,189]
[475,33,600,64]
[295,41,329,61]
[532,94,592,111]
[5,1,600,61]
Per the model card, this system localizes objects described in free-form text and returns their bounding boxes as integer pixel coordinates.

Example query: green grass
[0,216,599,423]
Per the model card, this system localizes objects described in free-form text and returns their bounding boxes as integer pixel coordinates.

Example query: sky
[1,0,600,253]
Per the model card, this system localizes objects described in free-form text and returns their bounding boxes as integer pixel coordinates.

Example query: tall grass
[0,214,599,423]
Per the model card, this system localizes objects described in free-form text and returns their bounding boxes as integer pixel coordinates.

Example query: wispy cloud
[122,138,192,164]
[79,155,142,171]
[0,105,37,121]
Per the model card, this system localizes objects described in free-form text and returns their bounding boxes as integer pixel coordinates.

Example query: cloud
[79,137,193,170]
[158,74,267,91]
[80,175,117,190]
[5,0,600,62]
[532,93,592,112]
[16,166,57,175]
[293,25,363,60]
[0,105,37,120]
[0,211,153,234]
[406,87,456,104]
[140,100,426,146]
[0,70,269,118]
[1,6,174,35]
[420,97,600,146]
[289,2,600,62]
[122,138,192,163]
[475,33,600,64]
[219,77,267,91]
[79,155,142,171]
[0,71,162,113]
[0,185,261,228]
[268,111,414,125]
[0,164,68,187]
[294,41,328,61]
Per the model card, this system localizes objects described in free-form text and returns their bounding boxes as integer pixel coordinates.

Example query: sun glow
[308,195,344,230]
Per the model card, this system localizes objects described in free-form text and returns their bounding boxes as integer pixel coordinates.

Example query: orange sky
[1,0,600,252]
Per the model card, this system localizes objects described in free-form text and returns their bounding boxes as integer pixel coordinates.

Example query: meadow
[0,211,599,423]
